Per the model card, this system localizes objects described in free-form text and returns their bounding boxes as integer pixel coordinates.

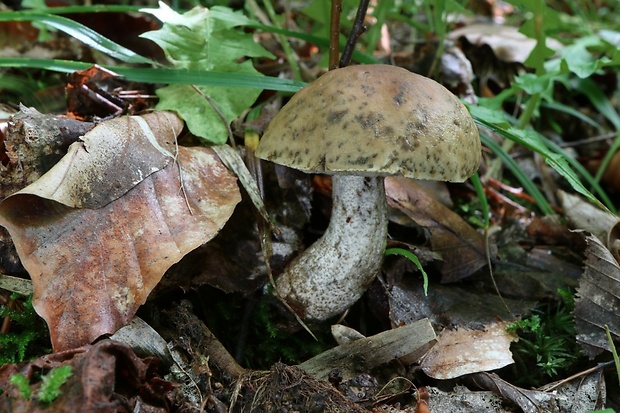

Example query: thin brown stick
[339,0,371,67]
[329,0,342,70]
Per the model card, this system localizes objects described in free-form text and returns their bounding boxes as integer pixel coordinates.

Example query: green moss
[0,294,51,365]
[9,373,31,400]
[37,365,72,403]
[9,365,72,404]
[507,288,580,386]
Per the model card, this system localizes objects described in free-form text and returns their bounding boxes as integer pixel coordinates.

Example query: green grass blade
[575,77,620,186]
[541,136,616,213]
[0,58,306,92]
[470,172,490,229]
[542,100,605,131]
[0,12,155,65]
[480,133,555,215]
[577,77,620,129]
[18,4,143,14]
[385,247,429,295]
[473,110,605,211]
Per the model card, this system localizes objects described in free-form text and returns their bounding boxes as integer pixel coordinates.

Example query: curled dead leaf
[0,112,240,351]
[385,176,490,282]
[420,322,517,380]
[19,111,183,209]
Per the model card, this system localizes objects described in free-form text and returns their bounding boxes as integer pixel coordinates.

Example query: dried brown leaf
[467,372,558,413]
[385,176,489,282]
[558,190,618,244]
[448,24,563,64]
[573,234,620,358]
[420,322,517,380]
[0,340,169,413]
[0,134,240,350]
[18,111,183,209]
[426,386,510,413]
[0,107,96,274]
[388,280,536,330]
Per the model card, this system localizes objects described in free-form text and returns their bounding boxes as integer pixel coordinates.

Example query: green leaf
[560,36,610,78]
[141,4,274,144]
[514,72,555,96]
[141,4,271,71]
[156,83,260,145]
[575,77,620,130]
[514,0,561,70]
[385,248,429,295]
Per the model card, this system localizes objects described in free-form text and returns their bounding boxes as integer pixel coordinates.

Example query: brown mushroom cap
[256,64,481,182]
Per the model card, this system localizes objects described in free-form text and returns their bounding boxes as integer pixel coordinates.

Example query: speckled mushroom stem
[275,175,388,320]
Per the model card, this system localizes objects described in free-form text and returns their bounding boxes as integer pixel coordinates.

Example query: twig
[339,0,371,68]
[329,0,342,70]
[542,360,614,392]
[172,124,194,216]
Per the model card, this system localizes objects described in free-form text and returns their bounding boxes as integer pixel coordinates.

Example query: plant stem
[340,0,371,68]
[329,0,342,70]
[257,0,303,81]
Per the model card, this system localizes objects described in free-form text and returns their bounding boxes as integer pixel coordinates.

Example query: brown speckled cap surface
[256,64,481,182]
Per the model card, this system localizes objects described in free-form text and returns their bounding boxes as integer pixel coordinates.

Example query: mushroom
[256,64,481,321]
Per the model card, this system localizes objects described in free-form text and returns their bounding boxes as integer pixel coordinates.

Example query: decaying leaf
[426,386,510,413]
[448,24,563,64]
[467,372,558,413]
[17,111,182,209]
[0,113,241,351]
[388,280,536,330]
[385,176,489,282]
[0,107,96,275]
[540,369,606,412]
[66,65,151,119]
[573,234,620,358]
[420,322,517,380]
[1,106,95,198]
[558,190,618,244]
[0,340,170,413]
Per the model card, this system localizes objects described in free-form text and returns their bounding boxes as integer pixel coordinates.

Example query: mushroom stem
[276,175,388,320]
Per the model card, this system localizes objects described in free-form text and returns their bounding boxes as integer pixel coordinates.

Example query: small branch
[329,0,342,70]
[339,0,371,68]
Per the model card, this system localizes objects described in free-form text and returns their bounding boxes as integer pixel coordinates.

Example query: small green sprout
[10,373,31,400]
[506,289,579,385]
[385,247,429,295]
[9,365,72,404]
[37,365,72,403]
